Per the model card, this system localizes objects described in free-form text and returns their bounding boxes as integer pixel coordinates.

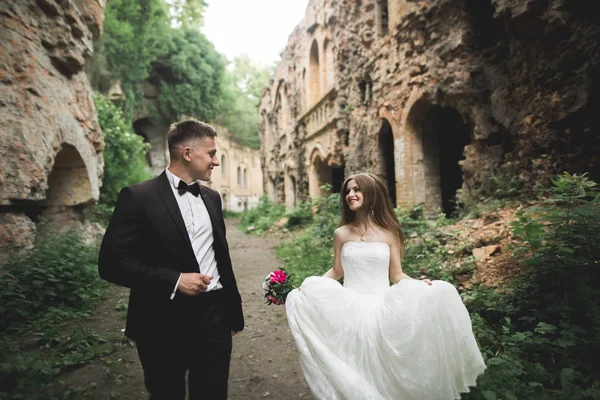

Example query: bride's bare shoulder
[334,225,353,243]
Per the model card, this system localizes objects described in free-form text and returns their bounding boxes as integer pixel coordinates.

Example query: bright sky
[202,0,309,67]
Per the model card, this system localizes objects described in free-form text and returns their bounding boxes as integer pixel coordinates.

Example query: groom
[98,119,244,399]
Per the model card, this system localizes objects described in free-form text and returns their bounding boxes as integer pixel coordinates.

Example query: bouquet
[263,268,295,305]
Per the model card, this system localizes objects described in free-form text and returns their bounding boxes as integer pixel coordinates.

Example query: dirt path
[60,219,310,399]
[227,220,311,400]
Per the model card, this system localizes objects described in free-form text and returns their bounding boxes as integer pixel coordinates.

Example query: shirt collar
[165,168,202,191]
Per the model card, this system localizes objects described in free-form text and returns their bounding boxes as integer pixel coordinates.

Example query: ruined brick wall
[259,0,599,214]
[0,0,105,260]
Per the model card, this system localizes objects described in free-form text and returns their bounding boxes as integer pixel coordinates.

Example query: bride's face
[345,179,363,211]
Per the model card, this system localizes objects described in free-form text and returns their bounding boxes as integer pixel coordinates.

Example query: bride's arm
[323,228,344,281]
[389,236,432,285]
[389,237,408,284]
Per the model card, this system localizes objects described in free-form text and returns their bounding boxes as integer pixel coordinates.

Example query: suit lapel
[156,172,195,256]
[199,185,224,244]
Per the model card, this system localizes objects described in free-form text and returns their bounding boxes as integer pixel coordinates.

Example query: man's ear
[182,146,192,162]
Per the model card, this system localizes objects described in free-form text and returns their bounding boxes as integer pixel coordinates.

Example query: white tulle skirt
[286,277,486,400]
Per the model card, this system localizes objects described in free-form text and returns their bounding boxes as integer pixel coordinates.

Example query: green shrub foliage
[0,226,102,333]
[463,172,600,399]
[94,93,151,207]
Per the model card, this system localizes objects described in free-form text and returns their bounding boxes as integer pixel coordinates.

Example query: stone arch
[377,118,397,207]
[308,145,332,199]
[309,39,321,106]
[302,68,307,112]
[274,80,292,132]
[268,177,278,203]
[133,118,169,176]
[405,99,472,216]
[260,109,272,148]
[220,153,227,177]
[44,143,93,206]
[222,192,228,210]
[267,158,278,203]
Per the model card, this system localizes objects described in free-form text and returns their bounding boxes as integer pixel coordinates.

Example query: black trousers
[136,295,233,400]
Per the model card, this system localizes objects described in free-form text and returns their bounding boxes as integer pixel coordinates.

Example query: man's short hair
[167,119,217,154]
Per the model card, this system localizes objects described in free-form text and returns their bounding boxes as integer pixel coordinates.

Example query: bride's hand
[422,279,432,286]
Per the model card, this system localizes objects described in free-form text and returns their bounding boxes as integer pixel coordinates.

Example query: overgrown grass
[239,196,286,233]
[239,195,317,234]
[457,166,530,219]
[0,225,104,332]
[0,225,113,399]
[463,173,600,399]
[222,209,242,219]
[275,192,346,281]
[271,172,600,399]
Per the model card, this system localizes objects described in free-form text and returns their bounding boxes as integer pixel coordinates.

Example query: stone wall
[259,0,600,214]
[0,0,106,261]
[205,126,264,212]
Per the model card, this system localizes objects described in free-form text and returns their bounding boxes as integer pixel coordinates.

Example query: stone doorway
[377,118,397,207]
[268,178,277,203]
[332,167,345,195]
[285,174,297,209]
[407,101,471,217]
[309,153,332,198]
[423,106,471,216]
[39,143,93,225]
[133,118,169,176]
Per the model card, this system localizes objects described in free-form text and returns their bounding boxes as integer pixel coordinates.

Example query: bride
[285,173,486,400]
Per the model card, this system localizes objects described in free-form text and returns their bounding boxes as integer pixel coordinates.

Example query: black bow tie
[177,180,201,197]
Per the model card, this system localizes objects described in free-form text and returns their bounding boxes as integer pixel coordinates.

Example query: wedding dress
[285,241,486,400]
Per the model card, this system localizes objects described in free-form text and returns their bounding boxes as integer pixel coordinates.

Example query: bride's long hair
[339,173,405,255]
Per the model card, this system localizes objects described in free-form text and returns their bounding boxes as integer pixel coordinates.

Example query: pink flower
[269,270,287,284]
[267,295,284,305]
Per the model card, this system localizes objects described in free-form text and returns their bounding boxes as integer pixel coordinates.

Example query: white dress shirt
[165,168,222,299]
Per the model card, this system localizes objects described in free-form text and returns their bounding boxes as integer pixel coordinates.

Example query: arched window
[222,193,228,210]
[377,0,389,36]
[309,39,320,105]
[243,168,247,187]
[221,155,226,175]
[237,167,241,185]
[323,39,335,90]
[302,68,307,111]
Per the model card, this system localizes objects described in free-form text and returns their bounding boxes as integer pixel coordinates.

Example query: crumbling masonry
[259,0,600,215]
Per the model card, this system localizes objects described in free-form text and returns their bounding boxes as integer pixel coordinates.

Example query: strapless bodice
[341,241,391,294]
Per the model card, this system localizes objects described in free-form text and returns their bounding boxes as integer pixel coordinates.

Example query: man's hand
[232,330,239,336]
[177,273,213,296]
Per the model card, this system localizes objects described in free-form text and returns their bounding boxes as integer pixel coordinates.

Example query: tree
[169,0,207,29]
[153,28,227,122]
[216,55,273,149]
[93,94,151,206]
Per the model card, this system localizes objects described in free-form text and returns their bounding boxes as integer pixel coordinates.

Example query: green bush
[222,209,242,219]
[94,93,152,207]
[276,192,340,282]
[457,166,528,218]
[463,172,600,399]
[284,200,314,228]
[0,326,116,397]
[0,225,103,333]
[239,196,285,233]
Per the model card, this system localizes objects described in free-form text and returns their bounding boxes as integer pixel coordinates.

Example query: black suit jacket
[98,172,244,342]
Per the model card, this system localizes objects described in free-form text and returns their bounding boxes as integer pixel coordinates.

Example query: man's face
[186,136,220,181]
